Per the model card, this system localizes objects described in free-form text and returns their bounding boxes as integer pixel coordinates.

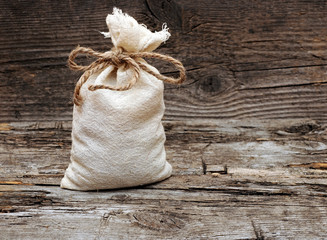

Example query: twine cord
[68,46,186,106]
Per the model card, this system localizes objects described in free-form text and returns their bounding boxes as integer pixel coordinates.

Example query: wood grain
[1,119,327,239]
[1,119,326,184]
[1,0,327,122]
[1,184,327,239]
[2,1,327,238]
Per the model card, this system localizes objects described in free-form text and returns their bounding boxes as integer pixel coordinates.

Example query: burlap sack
[61,8,185,190]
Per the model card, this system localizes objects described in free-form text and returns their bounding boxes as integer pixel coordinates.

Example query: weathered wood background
[1,0,327,239]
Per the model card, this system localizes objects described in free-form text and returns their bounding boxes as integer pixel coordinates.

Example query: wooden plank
[2,0,327,238]
[1,183,327,239]
[1,119,327,184]
[1,0,327,122]
[1,119,327,238]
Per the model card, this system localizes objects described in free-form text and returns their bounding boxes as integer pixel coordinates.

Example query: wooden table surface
[1,1,327,239]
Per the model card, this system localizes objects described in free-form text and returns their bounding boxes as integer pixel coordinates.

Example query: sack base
[60,161,172,191]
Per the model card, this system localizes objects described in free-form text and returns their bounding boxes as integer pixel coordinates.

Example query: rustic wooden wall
[1,1,327,239]
[1,0,327,122]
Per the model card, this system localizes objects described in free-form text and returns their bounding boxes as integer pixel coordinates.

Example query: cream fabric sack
[61,8,185,191]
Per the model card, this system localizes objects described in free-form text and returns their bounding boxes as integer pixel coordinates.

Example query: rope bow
[68,46,186,106]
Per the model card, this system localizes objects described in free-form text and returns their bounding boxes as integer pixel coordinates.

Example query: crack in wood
[239,81,327,91]
[288,162,327,170]
[251,220,265,240]
[233,63,327,73]
[207,165,228,175]
[200,142,212,175]
[188,187,296,196]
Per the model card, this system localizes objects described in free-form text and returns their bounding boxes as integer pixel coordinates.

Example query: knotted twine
[68,46,186,106]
